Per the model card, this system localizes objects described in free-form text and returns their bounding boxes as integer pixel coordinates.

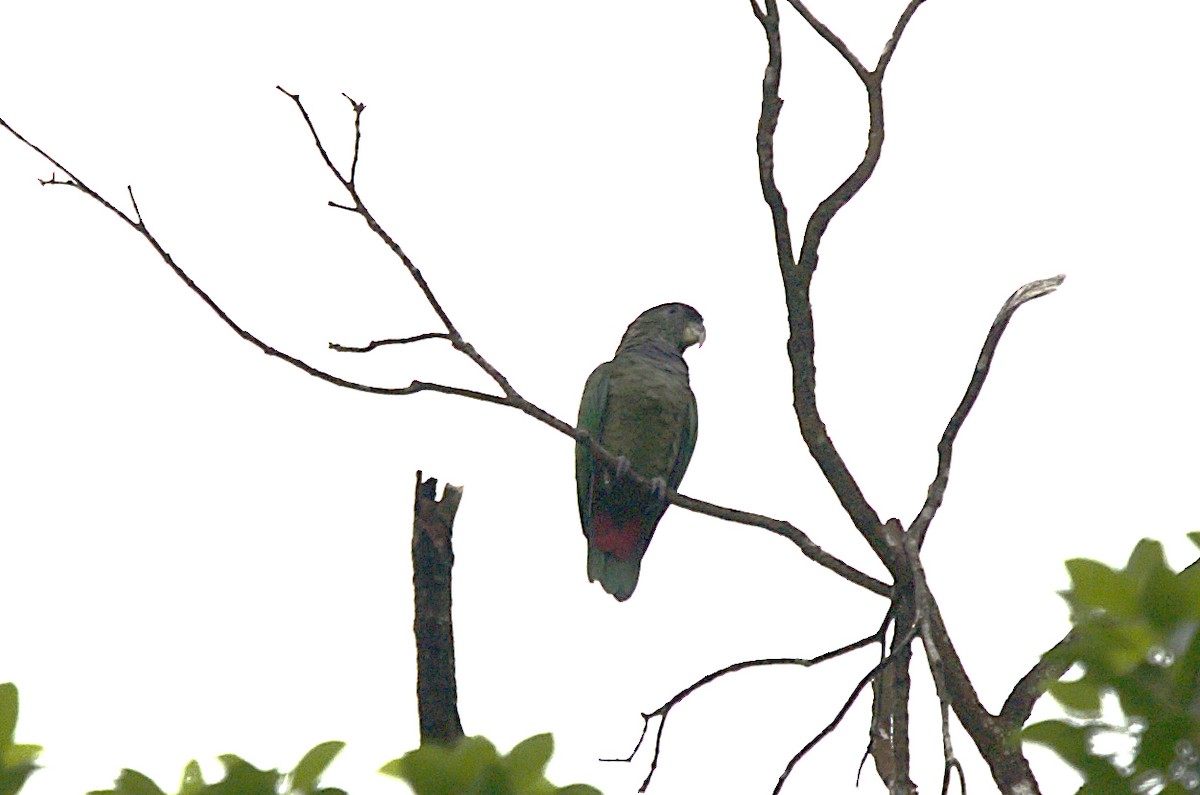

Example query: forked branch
[606,628,890,792]
[773,621,920,795]
[751,2,1066,792]
[0,101,884,597]
[755,0,931,564]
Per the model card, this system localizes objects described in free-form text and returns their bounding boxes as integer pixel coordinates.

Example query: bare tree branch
[773,621,920,795]
[903,530,962,794]
[750,6,1067,788]
[898,528,1044,795]
[757,0,946,564]
[765,0,931,567]
[0,104,889,601]
[753,0,795,278]
[329,333,452,352]
[341,92,364,185]
[998,630,1077,727]
[876,0,931,76]
[941,752,966,795]
[783,0,868,80]
[910,274,1066,546]
[275,87,522,398]
[609,629,887,792]
[858,604,898,786]
[673,491,889,595]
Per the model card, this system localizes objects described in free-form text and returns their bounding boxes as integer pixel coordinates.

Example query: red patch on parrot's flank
[590,512,642,560]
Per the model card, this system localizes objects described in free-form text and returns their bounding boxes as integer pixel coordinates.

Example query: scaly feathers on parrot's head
[616,303,705,356]
[575,303,703,601]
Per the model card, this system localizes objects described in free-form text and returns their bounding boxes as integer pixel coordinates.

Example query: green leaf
[1176,563,1200,616]
[1065,559,1136,618]
[1048,677,1103,714]
[87,769,168,795]
[1,744,41,769]
[1101,620,1160,674]
[0,684,17,753]
[207,755,281,795]
[0,764,39,795]
[1023,720,1091,768]
[503,734,553,789]
[385,738,501,795]
[1187,531,1200,551]
[1125,540,1167,587]
[1023,722,1129,791]
[178,761,204,795]
[291,741,345,794]
[465,763,507,795]
[384,735,604,795]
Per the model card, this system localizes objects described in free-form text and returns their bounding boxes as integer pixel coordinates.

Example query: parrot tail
[586,513,645,601]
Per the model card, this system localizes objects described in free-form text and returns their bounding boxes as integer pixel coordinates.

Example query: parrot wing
[575,361,611,532]
[667,389,698,493]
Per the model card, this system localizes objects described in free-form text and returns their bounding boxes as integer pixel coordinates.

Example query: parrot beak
[684,321,706,348]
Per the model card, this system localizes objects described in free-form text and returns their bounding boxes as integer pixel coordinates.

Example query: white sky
[1,2,1198,794]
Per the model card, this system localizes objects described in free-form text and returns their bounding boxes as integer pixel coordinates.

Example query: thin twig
[876,0,931,76]
[753,0,795,278]
[329,333,452,352]
[783,0,868,79]
[610,631,886,792]
[127,185,144,227]
[773,621,920,795]
[942,753,966,795]
[909,274,1066,546]
[342,93,364,185]
[0,116,503,403]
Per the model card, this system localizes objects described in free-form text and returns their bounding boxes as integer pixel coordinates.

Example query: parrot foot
[649,476,669,502]
[613,455,632,479]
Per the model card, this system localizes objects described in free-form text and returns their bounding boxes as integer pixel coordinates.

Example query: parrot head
[617,303,705,356]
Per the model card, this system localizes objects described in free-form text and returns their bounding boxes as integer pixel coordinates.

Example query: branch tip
[1003,273,1067,313]
[126,185,144,226]
[912,272,1068,544]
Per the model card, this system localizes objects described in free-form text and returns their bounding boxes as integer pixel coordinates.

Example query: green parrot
[575,303,705,601]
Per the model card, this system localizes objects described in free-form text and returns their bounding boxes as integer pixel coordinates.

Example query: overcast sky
[1,2,1198,794]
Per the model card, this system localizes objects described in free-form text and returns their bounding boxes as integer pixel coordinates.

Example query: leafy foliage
[0,683,41,795]
[88,742,348,795]
[0,685,600,795]
[1024,534,1200,794]
[380,733,601,795]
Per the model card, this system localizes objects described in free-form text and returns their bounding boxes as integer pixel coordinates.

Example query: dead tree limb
[756,0,931,562]
[750,0,1068,792]
[412,471,465,746]
[773,621,920,795]
[910,274,1066,547]
[606,630,886,792]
